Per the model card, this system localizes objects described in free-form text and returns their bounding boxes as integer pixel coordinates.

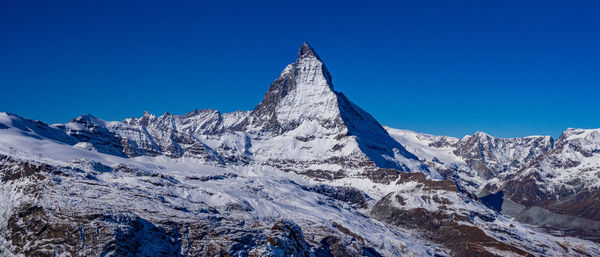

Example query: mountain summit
[249,42,335,133]
[247,43,428,173]
[297,42,322,60]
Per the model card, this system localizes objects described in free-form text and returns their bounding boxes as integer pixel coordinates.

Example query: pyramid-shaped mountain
[244,43,429,175]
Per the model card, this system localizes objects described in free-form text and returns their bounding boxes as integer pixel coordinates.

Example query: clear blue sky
[1,1,599,138]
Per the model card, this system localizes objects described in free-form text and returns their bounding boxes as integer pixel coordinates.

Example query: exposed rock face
[0,154,438,256]
[54,111,248,164]
[7,206,182,257]
[473,128,600,241]
[249,42,337,134]
[261,220,312,257]
[303,184,372,209]
[386,128,554,191]
[59,114,129,157]
[387,127,600,242]
[497,129,600,222]
[371,172,596,257]
[453,132,554,180]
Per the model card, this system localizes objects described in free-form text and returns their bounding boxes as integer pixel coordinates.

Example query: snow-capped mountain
[1,43,599,256]
[497,128,600,213]
[494,128,600,239]
[241,43,433,183]
[386,128,554,192]
[386,127,600,242]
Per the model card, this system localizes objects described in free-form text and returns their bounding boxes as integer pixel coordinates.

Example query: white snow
[0,122,439,256]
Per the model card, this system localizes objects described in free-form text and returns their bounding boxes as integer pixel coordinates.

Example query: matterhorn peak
[245,42,427,172]
[297,42,321,61]
[294,42,333,87]
[248,43,338,133]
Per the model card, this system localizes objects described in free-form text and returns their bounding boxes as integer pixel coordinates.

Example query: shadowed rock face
[249,42,337,135]
[0,156,181,257]
[60,115,129,157]
[335,93,422,170]
[262,220,312,257]
[302,184,372,208]
[493,129,600,227]
[371,174,533,257]
[387,127,600,242]
[453,132,554,180]
[385,128,555,193]
[7,207,182,257]
[479,191,504,212]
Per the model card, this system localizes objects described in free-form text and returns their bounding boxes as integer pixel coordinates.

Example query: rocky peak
[453,131,554,179]
[473,131,491,138]
[554,128,600,157]
[124,109,246,136]
[246,43,426,171]
[124,111,156,127]
[557,128,600,144]
[71,114,106,128]
[297,42,321,60]
[248,43,338,134]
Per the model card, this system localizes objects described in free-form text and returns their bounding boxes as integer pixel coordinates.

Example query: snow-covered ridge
[385,127,555,192]
[386,125,600,240]
[1,112,599,256]
[497,127,600,222]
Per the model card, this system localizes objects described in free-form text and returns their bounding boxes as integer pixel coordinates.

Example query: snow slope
[0,123,444,256]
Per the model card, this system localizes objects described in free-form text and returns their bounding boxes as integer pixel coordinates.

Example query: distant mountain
[387,127,600,241]
[386,128,554,192]
[1,43,599,256]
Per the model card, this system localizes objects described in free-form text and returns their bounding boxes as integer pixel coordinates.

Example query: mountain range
[1,43,599,256]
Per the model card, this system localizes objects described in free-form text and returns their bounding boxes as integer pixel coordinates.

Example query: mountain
[496,128,600,214]
[386,128,554,192]
[386,127,600,241]
[245,43,430,178]
[493,128,600,240]
[1,43,600,256]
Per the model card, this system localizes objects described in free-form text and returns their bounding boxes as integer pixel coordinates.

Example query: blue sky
[1,1,599,138]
